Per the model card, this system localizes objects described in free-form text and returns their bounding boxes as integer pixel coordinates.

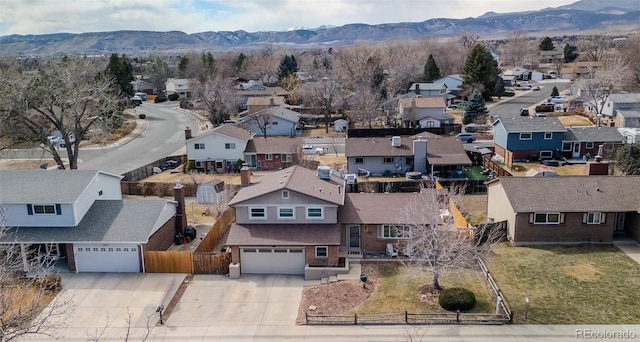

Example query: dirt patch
[297,263,379,324]
[461,194,488,225]
[0,159,57,170]
[416,285,443,306]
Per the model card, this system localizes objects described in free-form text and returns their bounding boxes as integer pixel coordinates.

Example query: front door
[615,212,626,232]
[347,225,361,249]
[572,143,581,159]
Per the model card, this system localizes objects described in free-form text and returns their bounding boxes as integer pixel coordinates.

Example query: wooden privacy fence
[144,208,235,274]
[482,156,512,177]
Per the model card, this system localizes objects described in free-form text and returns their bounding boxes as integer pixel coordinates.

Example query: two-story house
[165,78,192,99]
[561,126,625,160]
[433,75,464,98]
[233,80,289,111]
[599,93,640,118]
[487,176,640,245]
[614,110,640,128]
[185,125,254,173]
[493,117,567,166]
[237,106,302,137]
[130,79,156,95]
[345,133,471,177]
[245,96,286,115]
[0,170,184,273]
[408,83,448,98]
[398,97,454,128]
[226,166,345,276]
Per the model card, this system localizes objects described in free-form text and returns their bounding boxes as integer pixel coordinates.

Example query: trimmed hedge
[438,287,476,311]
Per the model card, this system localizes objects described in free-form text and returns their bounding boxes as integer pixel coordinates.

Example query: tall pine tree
[278,55,298,80]
[105,53,134,97]
[423,54,441,82]
[462,44,501,101]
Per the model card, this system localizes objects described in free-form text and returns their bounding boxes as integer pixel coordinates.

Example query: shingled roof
[226,223,341,246]
[563,127,625,143]
[244,137,303,154]
[497,117,567,133]
[494,176,640,213]
[229,165,344,206]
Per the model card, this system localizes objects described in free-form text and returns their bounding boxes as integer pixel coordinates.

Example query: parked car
[534,113,547,117]
[535,103,556,112]
[520,108,530,116]
[449,101,467,110]
[456,133,476,143]
[302,145,324,155]
[531,85,541,91]
[518,81,531,88]
[547,96,568,103]
[130,95,143,106]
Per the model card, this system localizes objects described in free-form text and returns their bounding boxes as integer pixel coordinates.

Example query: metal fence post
[354,313,357,325]
[405,311,408,323]
[456,310,460,322]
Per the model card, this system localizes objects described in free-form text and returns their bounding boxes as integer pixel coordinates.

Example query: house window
[539,151,553,159]
[383,157,395,164]
[271,121,278,125]
[585,212,605,224]
[306,207,324,219]
[249,207,266,220]
[77,248,83,251]
[520,133,532,140]
[98,190,103,196]
[33,204,56,215]
[282,190,289,199]
[315,246,328,258]
[355,157,364,164]
[379,225,410,239]
[544,132,553,140]
[281,154,292,162]
[533,213,562,224]
[604,143,613,150]
[562,142,572,151]
[405,157,414,165]
[195,161,202,168]
[278,207,295,219]
[225,143,236,149]
[586,142,594,149]
[265,153,273,160]
[194,143,205,150]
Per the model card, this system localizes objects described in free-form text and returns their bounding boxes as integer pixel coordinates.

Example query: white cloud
[0,0,578,35]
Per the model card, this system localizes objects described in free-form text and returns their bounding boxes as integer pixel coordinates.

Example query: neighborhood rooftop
[497,116,567,133]
[564,126,625,142]
[189,124,253,142]
[495,176,640,213]
[244,137,303,154]
[228,165,344,206]
[226,223,341,246]
[0,170,122,204]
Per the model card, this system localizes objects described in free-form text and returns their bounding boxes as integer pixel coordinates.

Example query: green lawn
[466,166,490,181]
[350,265,494,314]
[487,243,640,324]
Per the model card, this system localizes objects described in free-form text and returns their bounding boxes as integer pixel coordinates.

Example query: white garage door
[74,243,140,272]
[240,247,305,274]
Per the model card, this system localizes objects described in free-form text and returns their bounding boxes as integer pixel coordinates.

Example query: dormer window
[282,190,289,199]
[27,204,61,215]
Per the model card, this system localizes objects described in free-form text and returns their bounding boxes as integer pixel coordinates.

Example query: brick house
[493,117,567,166]
[486,176,640,246]
[243,137,303,170]
[561,126,625,160]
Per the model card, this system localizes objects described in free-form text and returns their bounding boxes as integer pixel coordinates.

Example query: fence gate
[193,252,231,274]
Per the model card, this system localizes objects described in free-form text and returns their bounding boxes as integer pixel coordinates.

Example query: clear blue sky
[1,0,578,36]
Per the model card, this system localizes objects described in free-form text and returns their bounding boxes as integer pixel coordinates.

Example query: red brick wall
[305,245,339,266]
[511,149,543,160]
[256,154,296,171]
[143,217,177,251]
[65,244,77,273]
[494,145,507,159]
[513,212,614,245]
[360,224,404,254]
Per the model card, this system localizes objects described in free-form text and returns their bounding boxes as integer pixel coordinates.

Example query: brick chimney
[174,180,187,235]
[585,145,609,175]
[240,164,251,187]
[269,97,275,106]
[414,83,420,94]
[184,127,192,140]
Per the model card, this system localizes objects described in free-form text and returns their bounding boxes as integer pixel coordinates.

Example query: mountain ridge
[2,0,639,57]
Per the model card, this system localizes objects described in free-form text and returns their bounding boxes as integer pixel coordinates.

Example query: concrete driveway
[168,274,304,327]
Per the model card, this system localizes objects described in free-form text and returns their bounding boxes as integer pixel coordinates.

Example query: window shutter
[529,213,534,224]
[27,204,33,215]
[560,213,565,224]
[55,204,62,215]
[582,213,587,224]
[601,213,606,224]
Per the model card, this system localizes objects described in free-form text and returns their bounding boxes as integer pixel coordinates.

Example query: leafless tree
[502,30,533,67]
[0,58,121,169]
[618,36,640,92]
[399,185,503,290]
[458,32,480,57]
[86,308,155,342]
[144,55,173,92]
[352,85,383,129]
[241,109,274,139]
[580,55,632,118]
[300,77,343,133]
[191,75,237,125]
[580,35,612,62]
[290,145,320,171]
[0,211,72,341]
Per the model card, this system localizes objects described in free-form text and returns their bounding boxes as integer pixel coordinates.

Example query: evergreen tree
[615,143,640,175]
[423,54,441,82]
[463,89,488,124]
[550,86,560,97]
[105,53,134,97]
[563,43,579,63]
[462,44,501,100]
[234,53,247,74]
[278,54,298,80]
[539,37,555,51]
[201,52,215,74]
[178,56,189,74]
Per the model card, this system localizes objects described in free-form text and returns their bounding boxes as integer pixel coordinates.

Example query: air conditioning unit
[345,174,357,184]
[391,136,401,147]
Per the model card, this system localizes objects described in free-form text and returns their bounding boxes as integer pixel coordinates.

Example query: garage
[74,243,141,272]
[240,247,305,274]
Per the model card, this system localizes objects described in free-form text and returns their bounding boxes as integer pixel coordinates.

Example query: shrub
[183,160,195,172]
[168,93,179,101]
[154,95,167,103]
[180,100,194,109]
[438,287,476,311]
